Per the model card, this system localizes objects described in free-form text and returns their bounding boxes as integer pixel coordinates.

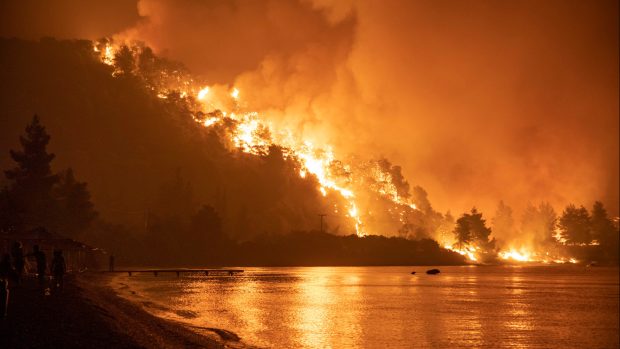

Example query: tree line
[1,116,617,265]
[450,200,619,263]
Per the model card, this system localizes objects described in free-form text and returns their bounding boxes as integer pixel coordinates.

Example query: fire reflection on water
[116,267,618,348]
[505,274,535,343]
[295,270,333,348]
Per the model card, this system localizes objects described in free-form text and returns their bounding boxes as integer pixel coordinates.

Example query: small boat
[410,271,416,275]
[426,269,441,275]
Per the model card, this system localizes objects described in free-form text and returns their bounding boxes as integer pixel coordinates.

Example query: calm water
[113,266,619,348]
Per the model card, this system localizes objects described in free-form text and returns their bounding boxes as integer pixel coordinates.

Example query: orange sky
[1,0,618,217]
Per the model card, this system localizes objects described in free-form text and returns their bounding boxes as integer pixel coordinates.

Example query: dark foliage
[1,115,96,238]
[454,208,495,252]
[558,204,592,245]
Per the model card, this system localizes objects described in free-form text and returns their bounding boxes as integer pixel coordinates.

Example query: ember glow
[444,244,478,262]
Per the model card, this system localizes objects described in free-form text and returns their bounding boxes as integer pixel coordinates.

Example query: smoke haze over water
[1,0,618,217]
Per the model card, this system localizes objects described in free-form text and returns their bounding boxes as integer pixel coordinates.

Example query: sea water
[113,266,619,348]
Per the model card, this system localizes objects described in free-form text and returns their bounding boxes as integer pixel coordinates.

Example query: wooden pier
[106,269,244,277]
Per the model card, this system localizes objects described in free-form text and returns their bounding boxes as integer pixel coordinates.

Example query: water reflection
[295,268,333,347]
[117,266,619,348]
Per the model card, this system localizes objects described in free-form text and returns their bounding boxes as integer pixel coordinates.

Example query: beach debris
[426,269,441,275]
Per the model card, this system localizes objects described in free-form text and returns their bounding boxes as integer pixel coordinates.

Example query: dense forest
[0,38,467,265]
[0,114,464,266]
[0,38,617,266]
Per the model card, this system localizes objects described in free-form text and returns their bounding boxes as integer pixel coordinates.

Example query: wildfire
[197,86,210,100]
[90,40,590,264]
[444,244,478,262]
[498,247,579,264]
[230,88,240,99]
[498,249,532,262]
[92,40,422,237]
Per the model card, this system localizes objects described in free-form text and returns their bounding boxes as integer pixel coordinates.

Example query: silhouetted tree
[454,214,472,246]
[590,201,618,248]
[114,45,135,75]
[411,186,432,214]
[4,115,59,230]
[378,158,410,199]
[137,46,158,83]
[54,168,97,238]
[558,204,591,244]
[454,208,494,250]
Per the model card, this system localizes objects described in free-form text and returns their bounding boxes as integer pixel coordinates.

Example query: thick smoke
[2,0,618,221]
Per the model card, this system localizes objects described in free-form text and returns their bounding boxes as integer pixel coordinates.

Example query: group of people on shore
[0,242,67,317]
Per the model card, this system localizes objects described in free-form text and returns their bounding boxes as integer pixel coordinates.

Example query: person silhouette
[51,250,66,292]
[0,253,12,318]
[0,253,12,280]
[30,245,47,287]
[11,241,25,285]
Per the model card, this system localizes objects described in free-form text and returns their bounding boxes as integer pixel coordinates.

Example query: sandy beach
[0,273,244,348]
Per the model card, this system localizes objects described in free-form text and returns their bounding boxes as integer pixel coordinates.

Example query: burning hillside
[94,39,418,238]
[91,39,618,265]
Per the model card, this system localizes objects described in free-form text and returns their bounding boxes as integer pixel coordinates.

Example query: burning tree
[492,201,515,239]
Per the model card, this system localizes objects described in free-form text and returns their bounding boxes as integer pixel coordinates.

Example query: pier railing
[106,269,244,277]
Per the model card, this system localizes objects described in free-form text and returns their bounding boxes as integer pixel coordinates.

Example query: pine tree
[468,208,493,247]
[54,168,97,238]
[454,214,472,246]
[558,204,591,244]
[453,208,494,250]
[590,201,616,246]
[4,115,59,230]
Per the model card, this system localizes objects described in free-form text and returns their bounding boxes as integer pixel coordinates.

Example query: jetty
[106,269,244,277]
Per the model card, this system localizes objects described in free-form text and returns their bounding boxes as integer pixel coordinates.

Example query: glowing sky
[1,0,617,216]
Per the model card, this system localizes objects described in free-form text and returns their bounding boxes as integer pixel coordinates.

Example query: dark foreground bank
[0,274,237,348]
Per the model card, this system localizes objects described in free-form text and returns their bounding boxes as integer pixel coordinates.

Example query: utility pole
[318,214,327,233]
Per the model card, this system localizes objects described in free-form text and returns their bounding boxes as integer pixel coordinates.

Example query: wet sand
[0,273,238,348]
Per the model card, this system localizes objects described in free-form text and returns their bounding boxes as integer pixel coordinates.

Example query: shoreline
[0,273,246,348]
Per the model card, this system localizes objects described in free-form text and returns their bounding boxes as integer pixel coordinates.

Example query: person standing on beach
[29,245,47,287]
[11,241,25,285]
[0,254,13,280]
[51,250,66,292]
[0,254,12,317]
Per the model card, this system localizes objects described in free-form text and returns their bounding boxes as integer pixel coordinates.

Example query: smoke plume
[2,0,618,218]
